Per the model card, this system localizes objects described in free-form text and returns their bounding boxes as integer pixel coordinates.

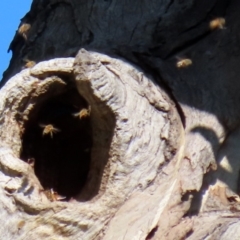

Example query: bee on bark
[27,158,35,168]
[22,59,36,69]
[17,220,25,231]
[40,124,60,138]
[209,18,226,30]
[8,23,31,52]
[18,23,31,40]
[43,189,66,202]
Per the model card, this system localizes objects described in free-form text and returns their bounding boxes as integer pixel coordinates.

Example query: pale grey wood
[0,51,186,239]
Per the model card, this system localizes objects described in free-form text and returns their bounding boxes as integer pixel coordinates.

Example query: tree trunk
[0,0,240,239]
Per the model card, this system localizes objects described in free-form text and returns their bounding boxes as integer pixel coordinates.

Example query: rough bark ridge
[1,0,240,239]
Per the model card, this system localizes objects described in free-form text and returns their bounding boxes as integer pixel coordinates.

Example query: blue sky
[0,1,32,80]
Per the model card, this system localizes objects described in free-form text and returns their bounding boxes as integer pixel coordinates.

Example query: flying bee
[73,107,91,119]
[18,23,31,40]
[176,58,192,68]
[209,18,225,30]
[40,124,60,138]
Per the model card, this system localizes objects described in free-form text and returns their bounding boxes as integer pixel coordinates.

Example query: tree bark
[1,0,240,239]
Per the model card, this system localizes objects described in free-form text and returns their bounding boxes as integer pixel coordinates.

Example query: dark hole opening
[20,88,92,200]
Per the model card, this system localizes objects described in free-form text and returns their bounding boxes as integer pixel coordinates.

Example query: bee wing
[54,127,61,132]
[56,194,67,201]
[72,112,80,117]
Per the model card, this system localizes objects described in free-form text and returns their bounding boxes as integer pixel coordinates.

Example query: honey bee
[17,220,25,231]
[18,23,31,40]
[176,58,192,68]
[209,18,226,30]
[22,59,36,69]
[27,158,35,168]
[43,189,66,202]
[40,124,60,138]
[73,107,91,119]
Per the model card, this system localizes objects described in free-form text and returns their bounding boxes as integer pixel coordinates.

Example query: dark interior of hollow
[20,88,92,200]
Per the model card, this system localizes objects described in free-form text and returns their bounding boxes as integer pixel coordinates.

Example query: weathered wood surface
[1,0,240,239]
[0,50,181,239]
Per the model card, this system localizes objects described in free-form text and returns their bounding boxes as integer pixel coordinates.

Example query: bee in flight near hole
[40,124,60,138]
[73,107,91,119]
[176,58,192,68]
[209,18,226,30]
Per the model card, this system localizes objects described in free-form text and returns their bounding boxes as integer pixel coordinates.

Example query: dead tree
[0,0,240,239]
